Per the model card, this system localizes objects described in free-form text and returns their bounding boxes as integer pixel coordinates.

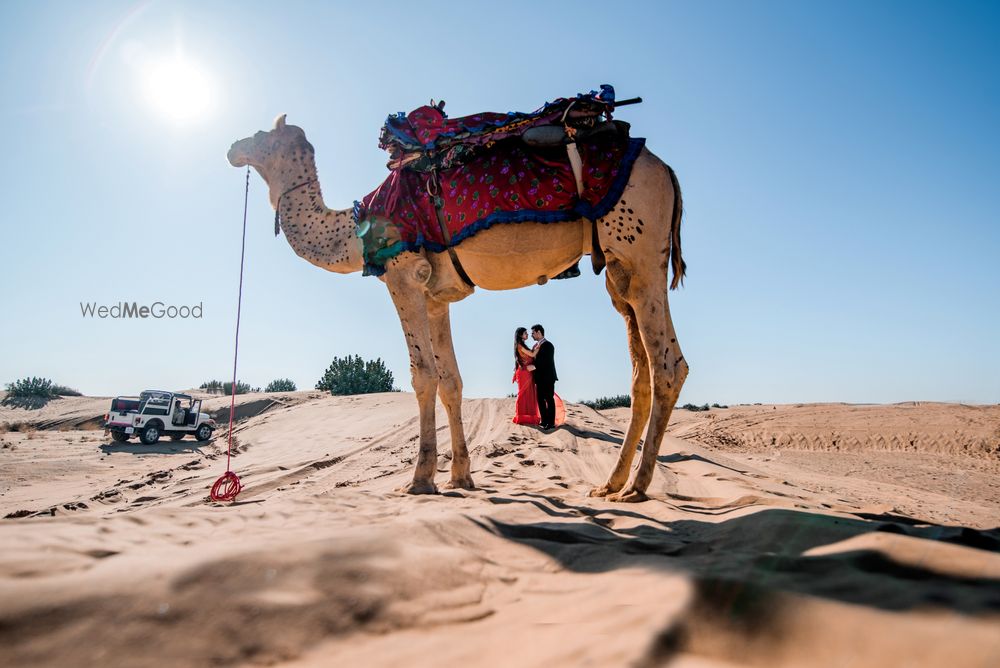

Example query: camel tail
[667,165,687,290]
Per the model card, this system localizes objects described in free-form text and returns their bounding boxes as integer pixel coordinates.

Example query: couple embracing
[512,324,565,430]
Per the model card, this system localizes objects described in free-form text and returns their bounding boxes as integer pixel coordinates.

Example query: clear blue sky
[1,0,998,404]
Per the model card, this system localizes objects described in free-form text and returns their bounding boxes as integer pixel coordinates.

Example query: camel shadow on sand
[657,451,755,477]
[474,494,1000,617]
[474,492,1000,664]
[552,423,623,445]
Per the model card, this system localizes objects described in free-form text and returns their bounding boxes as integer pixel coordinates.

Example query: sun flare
[142,55,215,124]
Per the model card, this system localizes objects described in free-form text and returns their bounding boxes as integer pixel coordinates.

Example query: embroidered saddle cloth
[356,86,645,276]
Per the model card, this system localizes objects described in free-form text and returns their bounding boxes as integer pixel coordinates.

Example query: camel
[227,114,688,502]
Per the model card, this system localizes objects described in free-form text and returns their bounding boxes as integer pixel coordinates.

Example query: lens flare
[142,55,215,124]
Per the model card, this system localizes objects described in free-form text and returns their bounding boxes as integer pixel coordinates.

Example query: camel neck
[269,145,325,211]
[275,178,363,275]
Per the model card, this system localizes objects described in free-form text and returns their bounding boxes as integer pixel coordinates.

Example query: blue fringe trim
[361,134,645,277]
[362,239,429,277]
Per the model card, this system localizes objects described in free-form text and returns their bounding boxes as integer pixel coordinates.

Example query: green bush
[580,394,632,410]
[222,381,254,395]
[316,355,397,396]
[265,378,297,392]
[200,380,224,394]
[681,403,711,411]
[5,377,55,398]
[1,377,81,407]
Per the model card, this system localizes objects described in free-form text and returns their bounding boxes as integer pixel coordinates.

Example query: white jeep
[104,390,216,445]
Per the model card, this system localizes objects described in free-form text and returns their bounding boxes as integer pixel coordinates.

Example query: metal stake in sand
[210,167,251,503]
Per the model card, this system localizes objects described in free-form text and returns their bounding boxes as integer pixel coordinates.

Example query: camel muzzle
[227,139,253,167]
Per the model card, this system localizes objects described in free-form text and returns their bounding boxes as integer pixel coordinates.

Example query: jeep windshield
[139,390,172,413]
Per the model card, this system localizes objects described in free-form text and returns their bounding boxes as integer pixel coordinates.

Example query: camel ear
[273,113,287,130]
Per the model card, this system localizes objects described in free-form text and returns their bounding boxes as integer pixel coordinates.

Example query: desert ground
[1,391,998,667]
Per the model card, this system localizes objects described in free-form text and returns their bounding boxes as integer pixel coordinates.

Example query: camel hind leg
[590,276,652,497]
[595,152,687,502]
[606,264,687,503]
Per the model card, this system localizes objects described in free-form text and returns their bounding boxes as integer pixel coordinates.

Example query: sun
[141,54,215,124]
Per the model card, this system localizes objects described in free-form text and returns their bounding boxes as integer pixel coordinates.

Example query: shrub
[200,380,224,394]
[265,379,297,392]
[5,377,55,399]
[51,384,82,397]
[711,402,728,409]
[580,394,632,410]
[6,422,34,432]
[681,403,710,412]
[316,355,397,396]
[222,381,253,395]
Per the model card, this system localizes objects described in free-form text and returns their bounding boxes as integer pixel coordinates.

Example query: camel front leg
[427,299,474,490]
[384,257,439,495]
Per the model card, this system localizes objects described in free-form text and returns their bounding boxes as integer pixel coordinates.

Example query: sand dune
[1,394,998,667]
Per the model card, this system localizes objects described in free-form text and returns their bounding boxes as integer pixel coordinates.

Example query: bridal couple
[512,324,565,429]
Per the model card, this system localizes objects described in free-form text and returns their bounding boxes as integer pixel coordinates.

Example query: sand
[1,392,998,667]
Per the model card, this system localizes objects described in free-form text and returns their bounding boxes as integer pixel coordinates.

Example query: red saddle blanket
[356,134,645,276]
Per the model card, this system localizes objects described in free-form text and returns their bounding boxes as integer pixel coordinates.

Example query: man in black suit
[530,324,558,429]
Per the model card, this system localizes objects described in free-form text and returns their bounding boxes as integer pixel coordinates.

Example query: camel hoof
[400,480,438,495]
[589,484,619,498]
[606,488,649,503]
[445,476,476,490]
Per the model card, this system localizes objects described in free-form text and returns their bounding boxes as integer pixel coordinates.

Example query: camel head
[227,114,316,209]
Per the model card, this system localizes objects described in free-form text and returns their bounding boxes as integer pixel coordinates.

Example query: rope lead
[210,166,250,503]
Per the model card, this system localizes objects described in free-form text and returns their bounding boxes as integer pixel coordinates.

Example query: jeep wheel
[140,424,161,445]
[170,433,185,441]
[195,424,213,442]
[111,430,130,443]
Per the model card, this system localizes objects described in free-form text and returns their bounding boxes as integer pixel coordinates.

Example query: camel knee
[649,341,686,392]
[649,355,685,429]
[631,371,652,406]
[631,348,652,383]
[437,373,462,401]
[410,362,438,400]
[651,369,680,400]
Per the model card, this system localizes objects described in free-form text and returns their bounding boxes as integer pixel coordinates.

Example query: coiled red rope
[211,470,242,501]
[210,167,251,503]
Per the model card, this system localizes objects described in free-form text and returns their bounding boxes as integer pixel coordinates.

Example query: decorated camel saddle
[355,84,646,277]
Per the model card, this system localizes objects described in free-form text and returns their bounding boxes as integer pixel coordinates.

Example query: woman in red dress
[512,327,565,426]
